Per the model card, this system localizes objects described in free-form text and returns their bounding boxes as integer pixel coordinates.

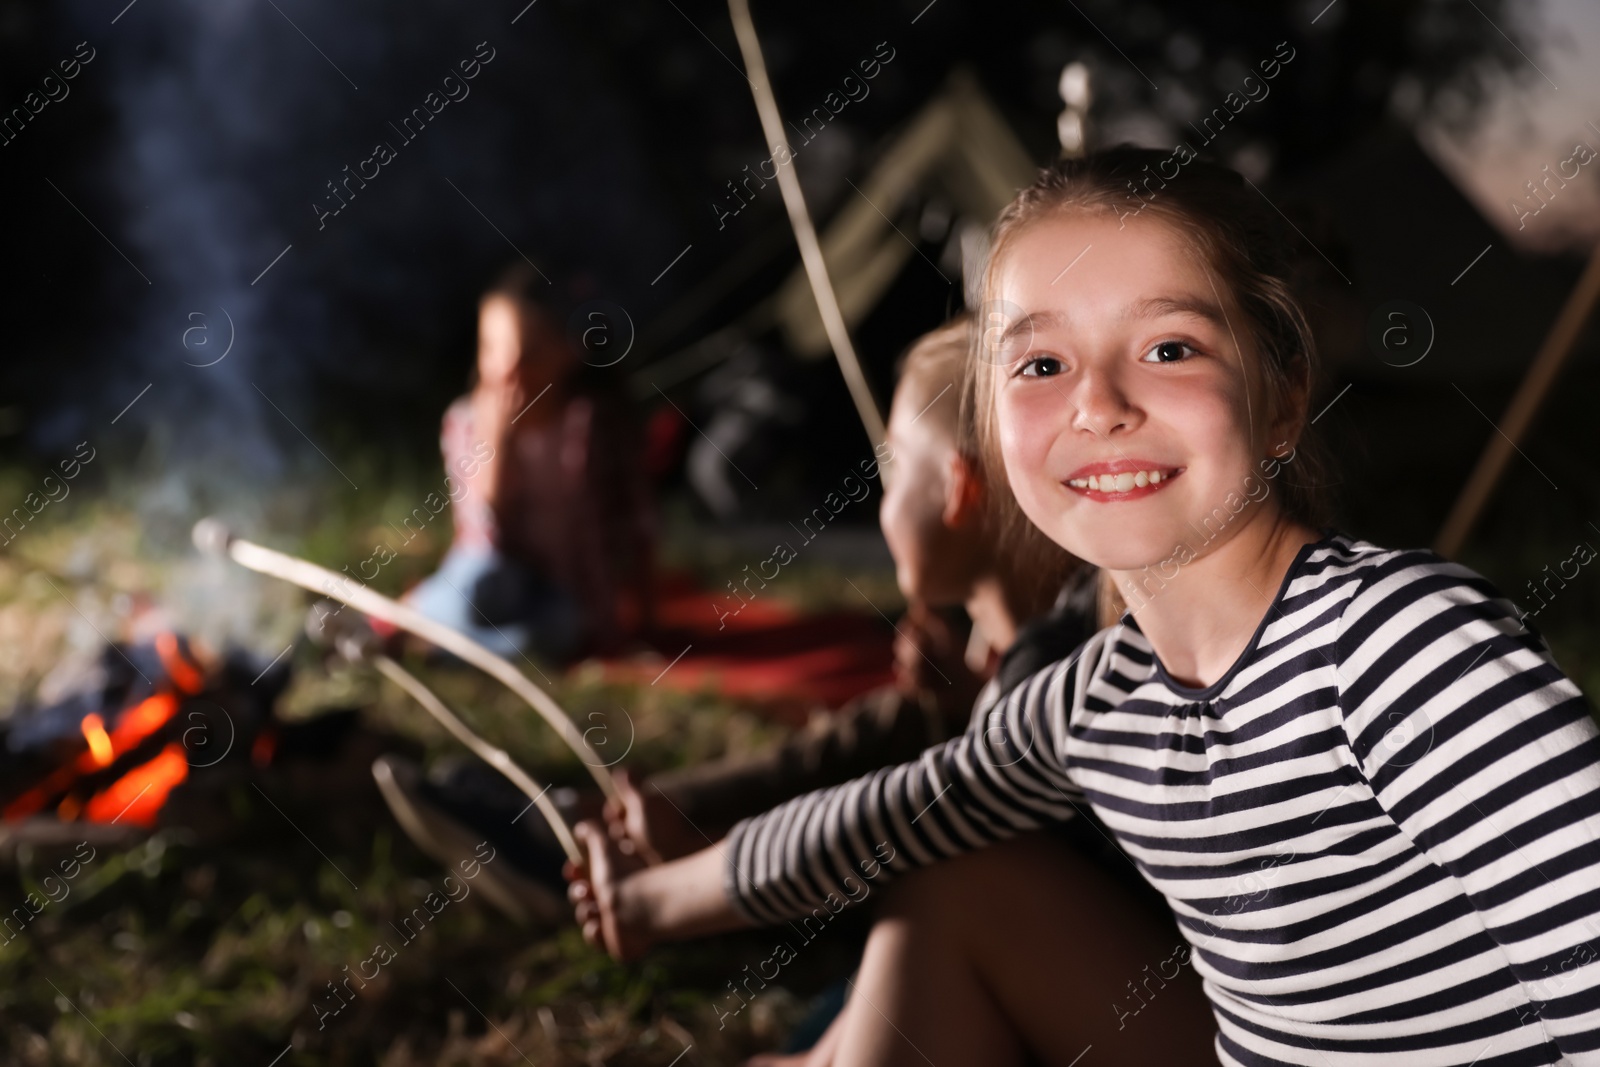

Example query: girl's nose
[1069,367,1140,438]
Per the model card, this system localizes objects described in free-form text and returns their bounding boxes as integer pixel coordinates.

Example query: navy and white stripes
[725,532,1600,1064]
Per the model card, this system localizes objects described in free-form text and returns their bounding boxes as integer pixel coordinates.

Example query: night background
[0,0,1598,1062]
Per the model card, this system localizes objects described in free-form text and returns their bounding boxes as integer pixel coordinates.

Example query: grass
[0,478,880,1066]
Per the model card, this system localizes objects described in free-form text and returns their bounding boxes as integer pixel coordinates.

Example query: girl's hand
[602,768,703,865]
[470,376,529,509]
[893,602,952,691]
[895,603,983,691]
[567,830,753,959]
[565,820,653,962]
[473,375,526,438]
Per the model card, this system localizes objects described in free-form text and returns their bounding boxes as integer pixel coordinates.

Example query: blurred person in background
[402,263,655,663]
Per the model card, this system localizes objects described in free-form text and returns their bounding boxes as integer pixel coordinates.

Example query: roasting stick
[305,604,582,863]
[299,610,581,864]
[193,519,619,806]
[726,0,889,460]
[299,602,584,864]
[374,653,581,865]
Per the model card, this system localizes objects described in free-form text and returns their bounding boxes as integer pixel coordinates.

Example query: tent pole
[1435,243,1600,558]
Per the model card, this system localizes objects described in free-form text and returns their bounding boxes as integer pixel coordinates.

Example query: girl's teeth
[1068,469,1170,492]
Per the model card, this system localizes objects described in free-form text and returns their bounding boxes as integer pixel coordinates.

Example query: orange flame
[155,632,206,695]
[80,714,113,767]
[82,744,188,827]
[3,693,181,822]
[109,693,180,751]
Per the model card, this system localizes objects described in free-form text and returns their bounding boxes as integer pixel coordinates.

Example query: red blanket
[585,574,896,725]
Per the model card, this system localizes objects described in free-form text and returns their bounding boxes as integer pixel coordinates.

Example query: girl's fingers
[606,772,639,823]
[575,819,606,867]
[580,821,610,883]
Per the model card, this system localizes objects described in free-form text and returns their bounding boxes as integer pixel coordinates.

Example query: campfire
[1,631,279,831]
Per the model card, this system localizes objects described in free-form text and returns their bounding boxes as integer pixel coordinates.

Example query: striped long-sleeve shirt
[725,531,1600,1064]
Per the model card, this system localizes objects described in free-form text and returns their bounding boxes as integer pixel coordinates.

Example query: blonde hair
[895,316,1085,623]
[895,313,969,439]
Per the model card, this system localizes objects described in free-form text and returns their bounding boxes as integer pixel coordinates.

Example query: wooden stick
[306,606,583,863]
[193,519,619,803]
[1435,243,1600,558]
[725,0,888,457]
[368,653,581,865]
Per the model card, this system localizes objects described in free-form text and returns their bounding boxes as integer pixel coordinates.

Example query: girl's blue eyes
[1015,341,1196,377]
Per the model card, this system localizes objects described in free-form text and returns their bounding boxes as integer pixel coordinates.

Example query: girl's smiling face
[989,210,1295,573]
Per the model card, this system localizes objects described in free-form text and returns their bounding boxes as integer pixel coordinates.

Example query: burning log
[192,519,620,809]
[1,632,251,831]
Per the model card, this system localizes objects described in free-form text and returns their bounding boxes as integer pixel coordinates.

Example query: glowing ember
[155,632,206,694]
[80,713,114,767]
[111,693,180,751]
[83,744,189,827]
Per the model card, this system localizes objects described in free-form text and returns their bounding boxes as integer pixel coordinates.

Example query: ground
[0,484,894,1067]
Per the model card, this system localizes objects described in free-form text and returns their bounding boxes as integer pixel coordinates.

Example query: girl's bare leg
[831,831,1216,1067]
[743,1003,848,1067]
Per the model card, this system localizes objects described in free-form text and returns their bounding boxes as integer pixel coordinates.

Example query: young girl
[568,148,1600,1065]
[404,264,654,661]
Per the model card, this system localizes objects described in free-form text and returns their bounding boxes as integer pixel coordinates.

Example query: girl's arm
[439,397,496,548]
[470,376,529,514]
[1336,551,1600,1056]
[723,630,1108,926]
[569,632,1109,956]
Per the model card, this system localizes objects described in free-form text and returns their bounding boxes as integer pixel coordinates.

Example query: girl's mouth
[1063,464,1183,501]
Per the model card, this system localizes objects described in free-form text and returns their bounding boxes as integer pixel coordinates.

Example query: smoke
[73,0,324,485]
[24,0,684,651]
[56,0,676,507]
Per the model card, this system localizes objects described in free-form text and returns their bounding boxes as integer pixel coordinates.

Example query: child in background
[403,264,654,662]
[569,147,1600,1065]
[607,314,1095,863]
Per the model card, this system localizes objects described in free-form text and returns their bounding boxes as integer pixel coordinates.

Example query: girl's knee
[878,833,1055,920]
